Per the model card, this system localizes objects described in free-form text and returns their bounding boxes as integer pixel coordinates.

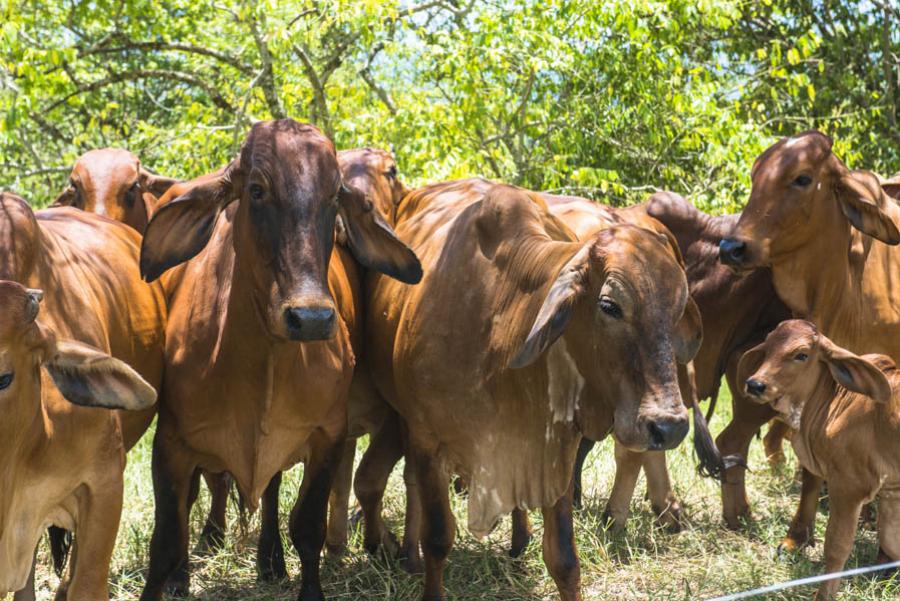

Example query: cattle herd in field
[2,120,900,601]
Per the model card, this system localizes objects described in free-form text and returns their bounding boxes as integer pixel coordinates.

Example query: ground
[19,390,900,600]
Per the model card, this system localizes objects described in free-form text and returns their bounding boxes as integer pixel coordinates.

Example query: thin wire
[707,559,900,600]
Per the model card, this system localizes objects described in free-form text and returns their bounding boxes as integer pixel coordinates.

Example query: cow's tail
[692,400,746,481]
[233,478,249,537]
[48,525,72,577]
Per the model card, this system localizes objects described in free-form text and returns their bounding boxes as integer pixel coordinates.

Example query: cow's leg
[572,437,595,510]
[642,450,682,531]
[876,492,900,576]
[326,438,357,556]
[814,487,864,601]
[400,454,424,574]
[64,478,123,600]
[410,443,454,601]
[716,391,775,529]
[196,471,229,554]
[542,481,581,601]
[354,413,403,558]
[289,428,345,601]
[258,471,287,582]
[509,508,532,558]
[12,549,36,601]
[140,423,196,601]
[603,442,643,532]
[763,420,792,468]
[779,468,825,553]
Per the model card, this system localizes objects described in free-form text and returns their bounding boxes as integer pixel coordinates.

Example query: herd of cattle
[1,120,899,601]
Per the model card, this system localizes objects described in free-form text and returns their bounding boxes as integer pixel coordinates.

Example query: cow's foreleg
[643,450,683,531]
[542,480,581,601]
[65,476,123,600]
[411,443,454,601]
[603,442,643,532]
[354,412,403,558]
[779,468,824,553]
[814,486,864,601]
[12,548,36,601]
[325,438,357,556]
[571,437,595,510]
[717,387,775,529]
[258,471,287,582]
[289,428,346,601]
[196,471,229,555]
[141,423,196,601]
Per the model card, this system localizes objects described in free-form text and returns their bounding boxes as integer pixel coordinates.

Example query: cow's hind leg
[326,438,357,556]
[140,422,196,601]
[542,480,581,601]
[354,412,404,558]
[258,471,287,582]
[643,450,682,531]
[763,420,792,468]
[196,471,229,554]
[875,491,900,577]
[779,468,825,554]
[410,442,454,601]
[289,429,346,601]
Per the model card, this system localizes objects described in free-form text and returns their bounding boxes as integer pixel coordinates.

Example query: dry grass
[20,389,900,600]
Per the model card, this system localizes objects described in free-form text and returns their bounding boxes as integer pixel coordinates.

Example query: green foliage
[0,0,897,213]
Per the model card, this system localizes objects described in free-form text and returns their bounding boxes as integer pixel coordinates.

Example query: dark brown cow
[720,131,900,551]
[0,192,166,598]
[137,120,421,601]
[738,320,900,600]
[53,148,178,232]
[366,179,698,600]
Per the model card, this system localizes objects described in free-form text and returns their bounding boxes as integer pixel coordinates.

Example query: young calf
[739,319,900,600]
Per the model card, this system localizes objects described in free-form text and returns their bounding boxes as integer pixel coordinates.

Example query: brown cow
[366,179,699,600]
[738,320,900,600]
[137,120,421,601]
[720,130,900,551]
[53,148,178,232]
[0,192,166,598]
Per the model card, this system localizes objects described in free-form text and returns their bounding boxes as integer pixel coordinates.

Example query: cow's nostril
[746,378,767,397]
[718,238,747,266]
[283,306,336,341]
[647,418,689,451]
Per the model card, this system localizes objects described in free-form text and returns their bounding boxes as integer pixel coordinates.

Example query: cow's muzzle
[646,415,689,451]
[283,304,336,341]
[718,237,748,267]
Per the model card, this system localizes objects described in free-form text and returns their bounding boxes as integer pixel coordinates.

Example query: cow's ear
[674,296,703,364]
[140,162,238,282]
[337,183,422,284]
[883,177,900,200]
[836,171,900,245]
[818,335,891,403]
[139,168,179,198]
[44,340,157,411]
[510,243,591,369]
[736,342,766,393]
[51,183,76,208]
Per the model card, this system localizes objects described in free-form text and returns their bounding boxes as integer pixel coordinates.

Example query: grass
[18,389,900,600]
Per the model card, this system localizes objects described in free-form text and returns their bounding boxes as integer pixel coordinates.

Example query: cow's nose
[745,378,767,397]
[284,305,336,341]
[646,417,689,451]
[718,238,747,266]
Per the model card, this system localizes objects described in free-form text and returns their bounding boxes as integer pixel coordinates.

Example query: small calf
[738,319,899,600]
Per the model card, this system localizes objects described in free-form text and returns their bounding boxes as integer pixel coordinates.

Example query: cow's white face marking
[784,137,802,148]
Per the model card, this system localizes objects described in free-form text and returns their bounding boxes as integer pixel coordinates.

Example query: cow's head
[139,120,421,342]
[0,280,156,593]
[338,148,408,223]
[511,224,700,451]
[738,319,891,429]
[719,132,900,272]
[53,148,178,233]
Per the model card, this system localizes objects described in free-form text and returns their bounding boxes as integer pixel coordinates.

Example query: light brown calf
[738,319,900,600]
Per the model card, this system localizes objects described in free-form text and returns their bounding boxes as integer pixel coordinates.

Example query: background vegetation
[2,0,898,212]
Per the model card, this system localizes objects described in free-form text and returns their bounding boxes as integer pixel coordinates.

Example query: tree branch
[82,40,254,75]
[248,13,286,119]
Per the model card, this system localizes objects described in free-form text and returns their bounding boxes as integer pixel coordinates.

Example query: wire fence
[708,559,900,600]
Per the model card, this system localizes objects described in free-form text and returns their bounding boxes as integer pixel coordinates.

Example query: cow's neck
[792,376,838,479]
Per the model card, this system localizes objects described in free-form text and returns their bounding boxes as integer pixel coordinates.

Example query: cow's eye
[386,165,398,179]
[125,181,140,205]
[599,297,623,319]
[792,174,812,187]
[794,352,808,362]
[249,183,265,201]
[0,372,13,390]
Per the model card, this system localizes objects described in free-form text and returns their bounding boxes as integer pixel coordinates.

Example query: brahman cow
[366,179,699,600]
[738,320,900,600]
[53,148,177,232]
[0,192,166,599]
[137,120,421,601]
[719,130,900,551]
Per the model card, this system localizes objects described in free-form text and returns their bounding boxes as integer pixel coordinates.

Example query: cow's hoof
[297,583,326,601]
[766,451,786,469]
[365,529,400,558]
[325,540,347,557]
[875,548,899,580]
[400,544,425,575]
[777,534,812,558]
[257,552,288,583]
[163,574,189,598]
[653,501,683,533]
[195,525,226,556]
[509,531,532,558]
